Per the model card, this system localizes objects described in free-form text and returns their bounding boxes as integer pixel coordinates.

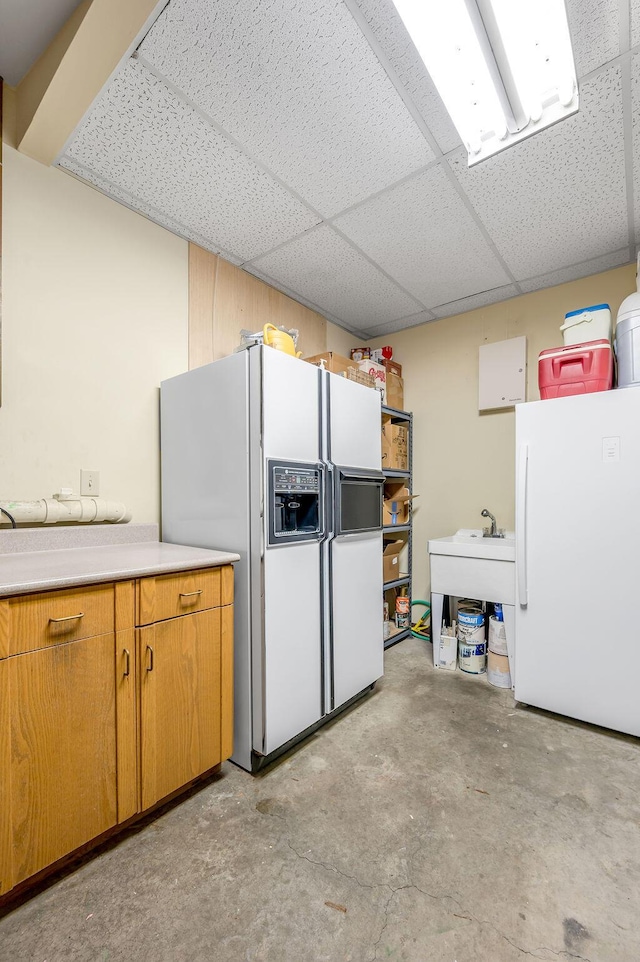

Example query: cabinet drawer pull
[179,590,203,600]
[123,648,131,677]
[146,645,154,672]
[49,612,85,624]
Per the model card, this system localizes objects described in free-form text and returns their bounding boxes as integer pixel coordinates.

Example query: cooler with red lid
[538,339,613,400]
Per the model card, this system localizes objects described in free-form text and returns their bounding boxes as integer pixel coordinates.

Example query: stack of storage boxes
[538,303,614,399]
[381,414,408,471]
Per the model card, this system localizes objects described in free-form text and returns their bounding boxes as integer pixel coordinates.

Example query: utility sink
[429,529,515,563]
[429,528,516,681]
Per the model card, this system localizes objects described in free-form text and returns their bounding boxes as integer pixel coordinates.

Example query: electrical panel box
[478,336,527,411]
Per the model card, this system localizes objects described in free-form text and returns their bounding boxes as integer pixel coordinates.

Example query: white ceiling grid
[137,0,434,217]
[59,0,638,338]
[250,224,422,327]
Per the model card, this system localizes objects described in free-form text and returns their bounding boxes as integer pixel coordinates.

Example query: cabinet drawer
[0,584,115,657]
[137,567,230,626]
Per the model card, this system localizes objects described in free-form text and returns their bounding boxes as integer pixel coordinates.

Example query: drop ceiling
[57,0,639,338]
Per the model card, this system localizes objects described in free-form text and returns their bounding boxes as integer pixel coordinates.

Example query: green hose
[410,600,431,641]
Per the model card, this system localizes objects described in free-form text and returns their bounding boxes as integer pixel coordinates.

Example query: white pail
[458,639,487,674]
[488,615,508,656]
[487,650,511,688]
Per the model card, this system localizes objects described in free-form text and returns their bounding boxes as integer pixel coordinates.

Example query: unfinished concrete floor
[1,636,639,962]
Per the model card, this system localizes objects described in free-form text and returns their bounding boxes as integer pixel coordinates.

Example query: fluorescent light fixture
[391,0,578,165]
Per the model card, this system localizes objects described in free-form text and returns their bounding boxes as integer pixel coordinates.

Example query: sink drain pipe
[0,491,131,525]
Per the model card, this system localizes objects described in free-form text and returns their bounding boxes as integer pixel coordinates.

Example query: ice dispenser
[267,461,324,545]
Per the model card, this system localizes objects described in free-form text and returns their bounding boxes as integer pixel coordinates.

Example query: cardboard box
[382,359,402,377]
[383,539,404,583]
[381,416,408,471]
[385,372,404,410]
[358,360,386,401]
[305,351,354,375]
[305,352,376,388]
[383,483,418,526]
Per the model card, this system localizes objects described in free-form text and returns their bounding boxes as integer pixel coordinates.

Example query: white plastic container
[615,281,640,388]
[487,650,511,688]
[488,615,508,656]
[560,304,611,346]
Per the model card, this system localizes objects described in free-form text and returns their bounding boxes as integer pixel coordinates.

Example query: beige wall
[325,321,356,357]
[372,264,635,597]
[1,145,189,522]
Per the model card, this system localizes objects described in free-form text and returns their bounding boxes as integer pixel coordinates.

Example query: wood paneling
[221,565,234,607]
[188,244,217,370]
[6,584,114,656]
[138,609,222,810]
[10,634,118,885]
[115,579,135,633]
[188,243,328,367]
[136,568,221,626]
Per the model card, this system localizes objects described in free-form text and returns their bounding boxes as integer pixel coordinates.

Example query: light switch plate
[80,470,100,497]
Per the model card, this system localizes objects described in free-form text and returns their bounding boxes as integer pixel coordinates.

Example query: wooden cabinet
[0,564,234,898]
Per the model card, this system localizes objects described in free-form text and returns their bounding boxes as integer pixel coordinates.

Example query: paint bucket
[457,604,486,673]
[488,615,508,656]
[487,650,511,688]
[395,594,410,629]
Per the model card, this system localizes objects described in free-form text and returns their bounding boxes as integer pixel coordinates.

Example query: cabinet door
[0,658,10,894]
[9,634,118,886]
[139,609,221,811]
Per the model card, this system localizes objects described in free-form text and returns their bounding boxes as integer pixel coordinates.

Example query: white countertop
[0,524,239,596]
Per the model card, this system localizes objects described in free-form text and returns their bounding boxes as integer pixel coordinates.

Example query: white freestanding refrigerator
[515,388,640,736]
[160,345,384,771]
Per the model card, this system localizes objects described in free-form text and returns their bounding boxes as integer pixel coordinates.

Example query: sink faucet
[481,508,503,538]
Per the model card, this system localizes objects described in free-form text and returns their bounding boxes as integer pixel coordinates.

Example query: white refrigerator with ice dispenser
[515,388,640,736]
[160,345,384,771]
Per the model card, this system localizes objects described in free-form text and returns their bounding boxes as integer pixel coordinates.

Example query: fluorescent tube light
[391,0,578,165]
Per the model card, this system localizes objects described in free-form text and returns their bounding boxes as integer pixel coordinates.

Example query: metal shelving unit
[382,404,413,650]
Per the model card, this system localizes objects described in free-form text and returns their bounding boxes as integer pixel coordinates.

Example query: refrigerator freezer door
[330,531,384,711]
[260,540,323,756]
[262,347,321,462]
[515,390,640,736]
[326,374,382,470]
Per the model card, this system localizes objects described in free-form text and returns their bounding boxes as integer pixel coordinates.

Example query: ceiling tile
[59,155,225,255]
[431,286,519,319]
[348,0,460,153]
[518,249,631,294]
[565,0,619,78]
[63,59,320,262]
[630,52,640,241]
[449,65,628,280]
[631,0,640,47]
[137,0,434,218]
[334,165,511,306]
[250,226,422,327]
[364,310,435,337]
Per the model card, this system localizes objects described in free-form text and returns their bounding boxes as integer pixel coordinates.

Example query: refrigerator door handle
[517,443,529,607]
